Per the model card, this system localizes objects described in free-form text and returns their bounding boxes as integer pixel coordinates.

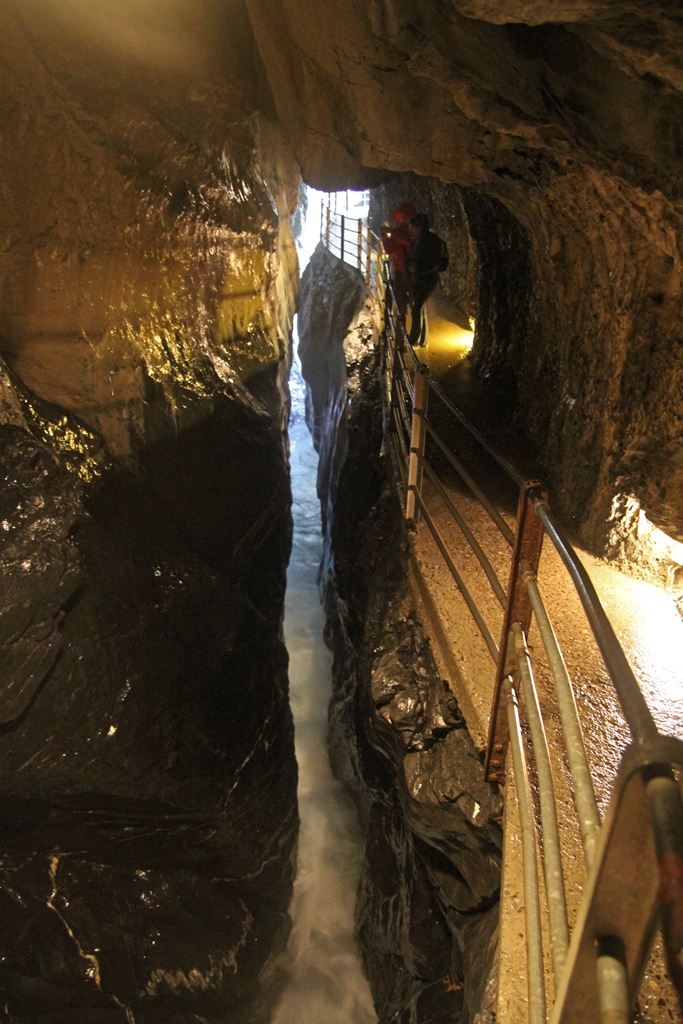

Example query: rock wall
[246,0,683,549]
[298,247,503,1024]
[0,2,302,1019]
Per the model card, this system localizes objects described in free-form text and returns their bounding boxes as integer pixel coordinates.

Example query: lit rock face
[1,0,300,458]
[298,248,502,1023]
[0,2,301,1020]
[246,0,683,545]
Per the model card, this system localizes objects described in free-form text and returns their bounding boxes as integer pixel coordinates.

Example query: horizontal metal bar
[390,408,410,469]
[549,738,683,1023]
[532,496,658,743]
[513,621,570,985]
[394,393,412,438]
[422,412,515,545]
[522,559,602,869]
[505,675,548,1024]
[429,375,527,489]
[596,949,629,1024]
[421,459,507,606]
[412,490,499,663]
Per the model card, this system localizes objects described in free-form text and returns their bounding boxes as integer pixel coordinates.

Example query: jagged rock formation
[0,401,297,1023]
[298,247,502,1023]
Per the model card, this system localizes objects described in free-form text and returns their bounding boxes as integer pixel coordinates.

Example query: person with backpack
[379,201,416,319]
[407,213,449,348]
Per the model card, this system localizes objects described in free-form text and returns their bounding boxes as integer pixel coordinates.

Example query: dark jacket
[409,215,444,278]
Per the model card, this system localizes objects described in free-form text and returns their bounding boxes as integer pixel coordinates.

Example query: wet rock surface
[246,0,683,548]
[1,0,681,1016]
[0,5,304,1018]
[333,493,502,1024]
[0,375,298,1022]
[299,248,502,1023]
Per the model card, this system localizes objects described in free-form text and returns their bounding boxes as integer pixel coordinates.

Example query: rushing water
[272,355,377,1024]
[271,189,377,1023]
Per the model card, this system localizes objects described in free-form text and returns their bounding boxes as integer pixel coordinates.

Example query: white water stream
[271,191,377,1024]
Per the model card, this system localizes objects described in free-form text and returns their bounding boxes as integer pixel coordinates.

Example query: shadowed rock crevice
[298,247,502,1023]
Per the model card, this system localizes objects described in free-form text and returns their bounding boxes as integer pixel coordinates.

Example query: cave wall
[245,0,683,547]
[0,2,304,1019]
[1,0,682,1016]
[0,0,301,457]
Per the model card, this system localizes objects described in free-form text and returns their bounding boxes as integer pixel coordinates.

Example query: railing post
[485,481,547,783]
[357,218,363,273]
[405,364,429,524]
[387,280,402,405]
[340,214,345,263]
[365,227,372,286]
[325,203,331,248]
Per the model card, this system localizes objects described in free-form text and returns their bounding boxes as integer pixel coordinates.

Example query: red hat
[393,201,417,224]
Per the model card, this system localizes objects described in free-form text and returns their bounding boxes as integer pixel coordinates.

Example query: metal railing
[320,196,683,1023]
[321,203,376,288]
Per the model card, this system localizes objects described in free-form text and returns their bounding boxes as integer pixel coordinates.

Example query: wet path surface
[407,295,683,1022]
[412,294,683,764]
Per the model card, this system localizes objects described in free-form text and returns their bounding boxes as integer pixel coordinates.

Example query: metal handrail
[413,484,500,662]
[533,496,658,743]
[319,193,683,1022]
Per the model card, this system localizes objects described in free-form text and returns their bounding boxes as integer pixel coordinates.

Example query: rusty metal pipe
[646,772,683,1006]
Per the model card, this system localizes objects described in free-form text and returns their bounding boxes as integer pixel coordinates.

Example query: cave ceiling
[243,0,682,196]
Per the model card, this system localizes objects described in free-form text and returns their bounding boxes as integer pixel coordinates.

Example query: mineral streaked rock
[0,0,301,460]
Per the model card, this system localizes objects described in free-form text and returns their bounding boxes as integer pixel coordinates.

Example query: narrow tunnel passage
[0,1,681,1020]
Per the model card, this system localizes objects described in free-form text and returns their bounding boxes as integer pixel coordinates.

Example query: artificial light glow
[426,312,474,355]
[602,495,683,733]
[627,577,683,733]
[608,493,683,593]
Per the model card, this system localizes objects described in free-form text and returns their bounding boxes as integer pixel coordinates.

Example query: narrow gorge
[0,1,681,1021]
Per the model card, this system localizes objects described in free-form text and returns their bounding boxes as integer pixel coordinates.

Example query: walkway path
[407,293,683,1024]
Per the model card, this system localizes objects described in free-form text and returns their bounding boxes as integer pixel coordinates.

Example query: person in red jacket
[380,201,417,319]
